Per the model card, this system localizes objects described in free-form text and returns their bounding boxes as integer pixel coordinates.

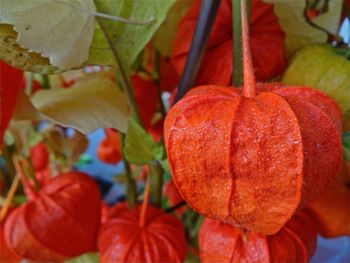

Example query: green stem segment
[139,176,150,228]
[96,18,142,126]
[154,51,166,117]
[97,18,139,206]
[149,161,163,207]
[232,0,252,91]
[97,18,165,207]
[232,0,243,87]
[41,74,51,90]
[120,133,137,207]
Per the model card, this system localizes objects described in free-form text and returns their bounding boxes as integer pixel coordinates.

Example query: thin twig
[0,175,19,222]
[304,0,345,45]
[96,17,143,125]
[140,177,150,228]
[174,0,221,102]
[165,200,186,213]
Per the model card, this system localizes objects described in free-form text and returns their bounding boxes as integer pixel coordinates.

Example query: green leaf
[125,118,163,165]
[89,0,175,67]
[152,0,192,56]
[160,159,170,172]
[343,131,350,161]
[65,253,99,263]
[263,0,343,57]
[28,129,44,147]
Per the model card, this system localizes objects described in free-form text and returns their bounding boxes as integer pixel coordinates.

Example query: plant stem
[25,73,33,95]
[120,133,137,207]
[149,161,163,207]
[21,157,40,190]
[41,74,51,89]
[97,17,141,206]
[154,51,166,117]
[13,157,38,199]
[0,174,19,222]
[232,0,243,87]
[240,0,256,98]
[190,215,204,238]
[139,176,150,228]
[0,145,16,192]
[96,18,142,126]
[165,200,186,213]
[174,0,221,102]
[304,0,345,45]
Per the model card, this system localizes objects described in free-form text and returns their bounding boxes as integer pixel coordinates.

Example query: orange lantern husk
[4,172,101,262]
[0,209,21,263]
[306,161,350,238]
[98,184,187,263]
[164,0,342,234]
[199,211,317,263]
[171,0,285,86]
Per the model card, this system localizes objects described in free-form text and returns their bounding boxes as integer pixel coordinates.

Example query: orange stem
[240,0,256,98]
[13,157,38,199]
[0,175,20,222]
[139,178,151,228]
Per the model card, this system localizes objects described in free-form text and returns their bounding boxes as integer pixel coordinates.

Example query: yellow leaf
[12,89,41,121]
[0,24,60,73]
[152,0,192,56]
[31,72,130,133]
[0,0,96,69]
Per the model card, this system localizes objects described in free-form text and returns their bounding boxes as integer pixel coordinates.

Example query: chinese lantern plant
[97,73,159,164]
[164,0,342,235]
[4,164,101,262]
[0,209,21,263]
[131,74,158,130]
[163,179,186,215]
[305,161,350,238]
[30,142,49,172]
[282,44,350,115]
[98,183,187,263]
[171,0,285,86]
[97,128,122,164]
[0,60,23,144]
[199,211,317,263]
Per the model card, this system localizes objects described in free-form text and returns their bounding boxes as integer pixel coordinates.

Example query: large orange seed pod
[199,211,317,263]
[164,0,342,234]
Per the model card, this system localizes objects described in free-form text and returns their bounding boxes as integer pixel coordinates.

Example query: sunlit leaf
[12,89,41,121]
[0,24,60,73]
[89,0,175,67]
[263,0,343,57]
[31,72,130,133]
[152,0,192,56]
[0,0,96,69]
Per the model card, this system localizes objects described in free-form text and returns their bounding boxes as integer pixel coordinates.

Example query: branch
[174,0,221,102]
